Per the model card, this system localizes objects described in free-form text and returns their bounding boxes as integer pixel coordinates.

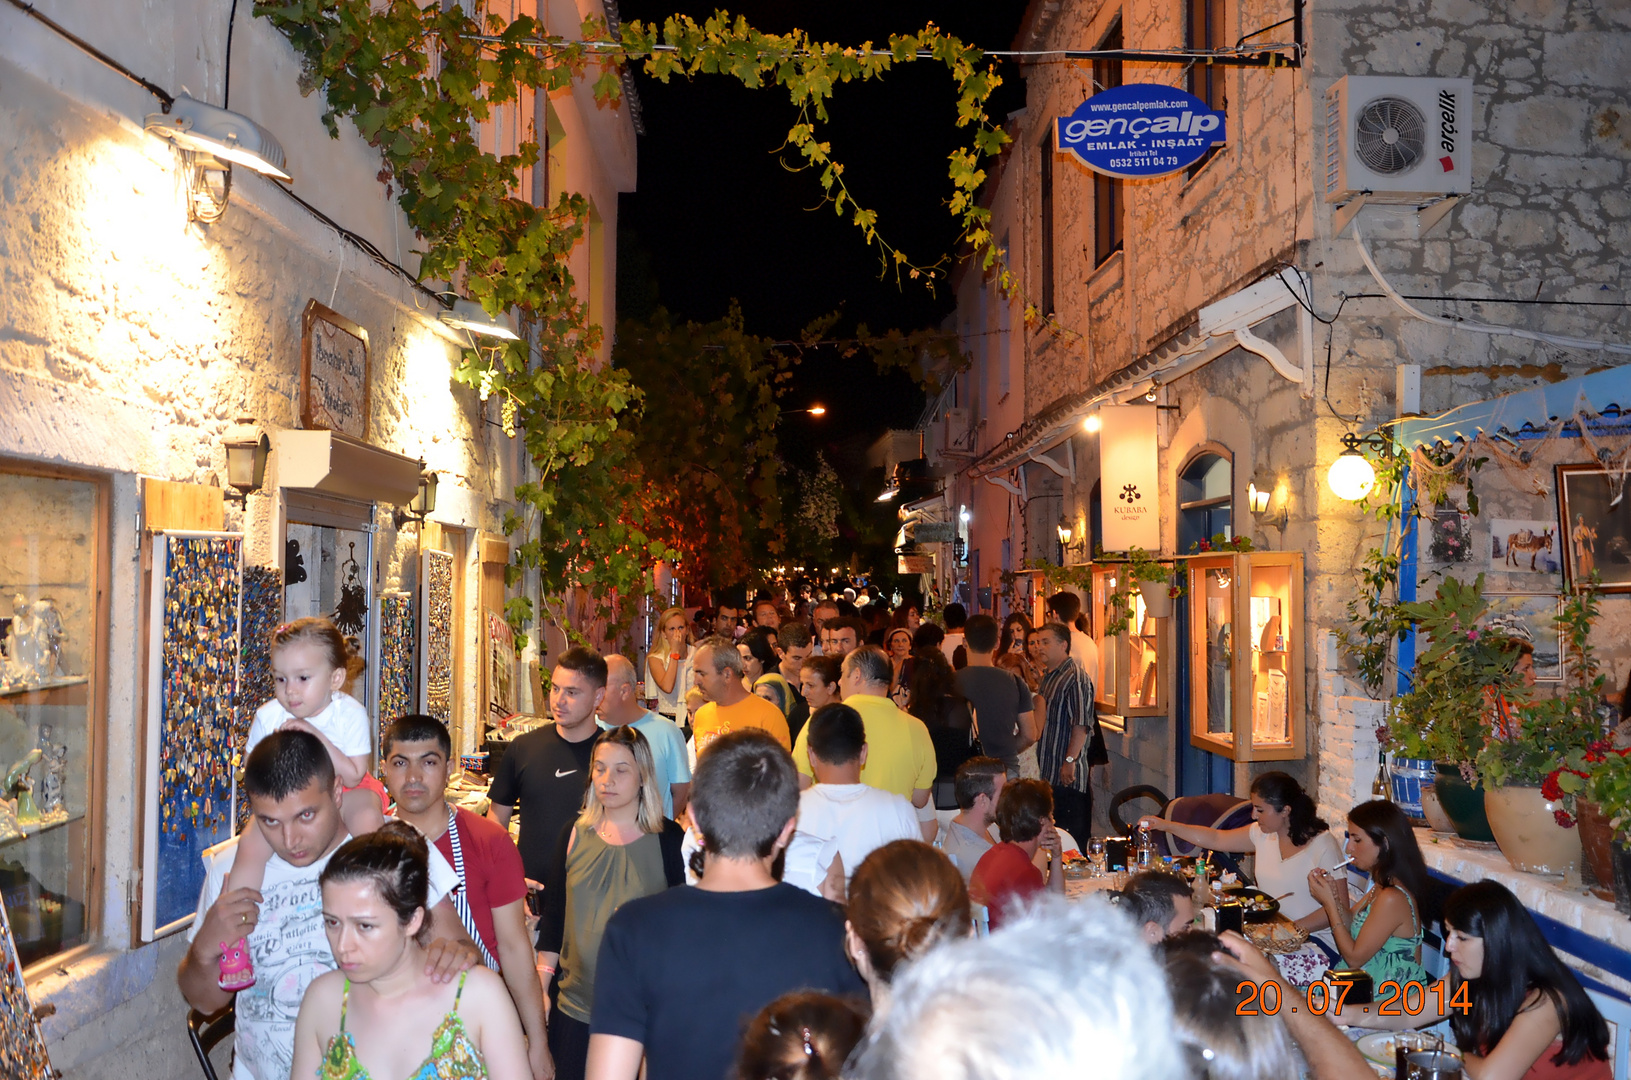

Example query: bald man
[600,655,692,818]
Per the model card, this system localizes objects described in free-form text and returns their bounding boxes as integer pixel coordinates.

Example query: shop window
[0,464,103,966]
[1093,19,1125,266]
[1038,132,1055,317]
[1178,451,1232,552]
[284,493,376,712]
[1185,0,1228,175]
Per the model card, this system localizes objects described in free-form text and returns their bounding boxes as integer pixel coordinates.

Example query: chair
[1107,784,1253,880]
[187,1002,236,1080]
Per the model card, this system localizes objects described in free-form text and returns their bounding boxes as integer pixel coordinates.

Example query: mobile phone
[526,887,543,917]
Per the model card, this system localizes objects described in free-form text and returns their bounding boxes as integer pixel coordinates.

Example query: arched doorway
[1177,451,1232,552]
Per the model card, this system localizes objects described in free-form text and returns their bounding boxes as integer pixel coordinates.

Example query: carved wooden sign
[300,300,371,439]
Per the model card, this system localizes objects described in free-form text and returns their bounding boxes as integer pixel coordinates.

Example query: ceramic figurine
[38,726,66,817]
[31,598,64,679]
[6,748,42,824]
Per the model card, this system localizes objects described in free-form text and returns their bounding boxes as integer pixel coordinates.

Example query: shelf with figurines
[0,728,74,845]
[1,594,85,697]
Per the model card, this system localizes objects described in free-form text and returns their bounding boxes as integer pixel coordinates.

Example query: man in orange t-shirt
[690,636,791,754]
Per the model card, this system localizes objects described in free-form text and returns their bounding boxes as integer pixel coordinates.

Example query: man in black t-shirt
[486,646,607,881]
[955,615,1036,778]
[587,731,865,1080]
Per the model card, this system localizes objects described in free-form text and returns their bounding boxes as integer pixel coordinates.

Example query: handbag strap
[446,805,500,971]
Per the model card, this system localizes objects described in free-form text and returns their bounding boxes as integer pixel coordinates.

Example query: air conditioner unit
[1324,76,1473,205]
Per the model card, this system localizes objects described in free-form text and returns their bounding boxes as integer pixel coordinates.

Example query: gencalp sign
[1056,84,1227,179]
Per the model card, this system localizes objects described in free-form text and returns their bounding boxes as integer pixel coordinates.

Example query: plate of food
[1242,918,1308,955]
[1232,887,1281,923]
[1355,1033,1460,1069]
[1060,850,1091,877]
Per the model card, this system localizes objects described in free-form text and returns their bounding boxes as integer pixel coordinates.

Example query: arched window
[1177,451,1232,553]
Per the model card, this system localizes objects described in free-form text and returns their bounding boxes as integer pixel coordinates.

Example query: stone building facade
[0,1,633,1076]
[932,0,1631,830]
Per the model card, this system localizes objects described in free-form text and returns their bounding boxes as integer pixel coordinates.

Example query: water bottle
[1135,823,1156,869]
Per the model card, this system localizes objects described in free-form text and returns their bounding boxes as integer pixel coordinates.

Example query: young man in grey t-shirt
[954,615,1035,776]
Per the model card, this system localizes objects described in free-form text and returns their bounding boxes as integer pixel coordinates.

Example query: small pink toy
[218,937,255,991]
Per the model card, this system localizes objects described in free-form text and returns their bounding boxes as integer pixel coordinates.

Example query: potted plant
[1575,744,1631,913]
[1476,585,1605,878]
[1102,547,1181,635]
[1380,574,1527,843]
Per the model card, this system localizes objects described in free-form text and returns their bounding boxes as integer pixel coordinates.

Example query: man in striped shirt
[1035,621,1101,847]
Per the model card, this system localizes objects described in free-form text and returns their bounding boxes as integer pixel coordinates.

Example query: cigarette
[1329,856,1354,872]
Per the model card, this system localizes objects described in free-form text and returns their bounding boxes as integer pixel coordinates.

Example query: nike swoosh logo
[555,768,578,778]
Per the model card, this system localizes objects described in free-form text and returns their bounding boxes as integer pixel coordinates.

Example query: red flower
[1554,809,1577,829]
[1197,539,1212,552]
[1541,774,1563,800]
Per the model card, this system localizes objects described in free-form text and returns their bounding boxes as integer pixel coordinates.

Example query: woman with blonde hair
[538,726,685,1080]
[647,606,695,732]
[844,840,972,1006]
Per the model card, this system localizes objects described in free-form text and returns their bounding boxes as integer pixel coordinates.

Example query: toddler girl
[219,617,386,990]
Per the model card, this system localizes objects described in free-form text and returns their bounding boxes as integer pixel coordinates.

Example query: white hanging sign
[1099,405,1160,552]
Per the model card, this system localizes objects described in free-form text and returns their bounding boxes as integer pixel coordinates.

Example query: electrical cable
[224,0,239,109]
[2,0,174,106]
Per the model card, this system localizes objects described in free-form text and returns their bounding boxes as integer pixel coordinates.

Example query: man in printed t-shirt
[487,646,608,882]
[177,731,474,1080]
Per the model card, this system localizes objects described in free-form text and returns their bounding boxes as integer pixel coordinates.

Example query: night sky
[616,1,1032,462]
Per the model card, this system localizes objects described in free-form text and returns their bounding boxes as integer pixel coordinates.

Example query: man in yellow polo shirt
[690,636,791,754]
[792,646,934,822]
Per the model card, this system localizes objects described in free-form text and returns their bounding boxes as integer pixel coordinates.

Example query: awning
[275,430,424,505]
[1395,367,1631,450]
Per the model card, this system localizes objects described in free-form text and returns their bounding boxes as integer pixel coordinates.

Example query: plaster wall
[0,1,629,1072]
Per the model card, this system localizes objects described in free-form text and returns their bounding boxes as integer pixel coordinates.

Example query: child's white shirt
[247,692,372,759]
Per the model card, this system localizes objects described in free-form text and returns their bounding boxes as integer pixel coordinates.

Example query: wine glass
[1087,837,1107,878]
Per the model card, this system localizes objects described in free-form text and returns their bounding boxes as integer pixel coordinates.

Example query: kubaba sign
[1056,84,1226,179]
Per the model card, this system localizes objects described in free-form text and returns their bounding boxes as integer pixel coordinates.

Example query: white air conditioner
[1324,76,1473,204]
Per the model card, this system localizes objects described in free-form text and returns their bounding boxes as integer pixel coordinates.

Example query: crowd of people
[176,592,1614,1080]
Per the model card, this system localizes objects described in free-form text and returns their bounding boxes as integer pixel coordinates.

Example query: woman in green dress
[290,822,530,1080]
[1308,799,1431,988]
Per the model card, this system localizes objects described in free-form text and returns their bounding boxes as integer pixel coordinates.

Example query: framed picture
[1427,508,1472,564]
[1481,593,1564,682]
[300,300,370,440]
[1488,518,1561,576]
[1557,463,1631,593]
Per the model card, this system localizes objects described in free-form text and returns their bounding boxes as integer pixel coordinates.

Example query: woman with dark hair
[737,991,869,1080]
[884,628,915,706]
[741,627,794,719]
[891,604,923,633]
[1345,880,1611,1080]
[290,822,530,1080]
[1137,772,1345,944]
[1308,800,1429,987]
[905,648,979,810]
[997,615,1042,692]
[844,840,971,1005]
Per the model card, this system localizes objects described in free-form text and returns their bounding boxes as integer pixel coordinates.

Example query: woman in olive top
[538,726,684,1080]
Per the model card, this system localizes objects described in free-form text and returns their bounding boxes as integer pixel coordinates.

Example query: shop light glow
[1327,449,1378,502]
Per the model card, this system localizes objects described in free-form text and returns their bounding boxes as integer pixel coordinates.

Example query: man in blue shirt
[600,654,691,818]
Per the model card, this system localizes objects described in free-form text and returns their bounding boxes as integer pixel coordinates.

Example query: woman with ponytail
[1138,772,1345,947]
[844,840,972,1007]
[737,992,869,1080]
[290,822,531,1080]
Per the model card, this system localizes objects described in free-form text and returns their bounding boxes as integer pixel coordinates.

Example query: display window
[1185,551,1303,761]
[0,465,104,967]
[1089,565,1169,720]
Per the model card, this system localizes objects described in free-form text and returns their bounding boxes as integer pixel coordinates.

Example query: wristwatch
[1064,754,1077,764]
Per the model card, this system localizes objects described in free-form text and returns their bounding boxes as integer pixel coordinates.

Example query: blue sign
[1055,84,1227,179]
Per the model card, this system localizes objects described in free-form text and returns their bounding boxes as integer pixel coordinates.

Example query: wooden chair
[187,1002,236,1080]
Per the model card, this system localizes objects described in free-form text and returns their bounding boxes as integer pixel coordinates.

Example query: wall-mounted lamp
[959,506,972,525]
[439,298,520,341]
[145,92,290,221]
[1056,520,1073,546]
[1083,413,1101,433]
[1327,431,1393,502]
[1248,475,1288,530]
[394,471,439,528]
[1144,379,1160,403]
[222,419,270,503]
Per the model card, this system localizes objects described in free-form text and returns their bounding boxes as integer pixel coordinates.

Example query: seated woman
[1342,880,1610,1080]
[290,822,529,1080]
[1307,799,1429,989]
[845,840,971,1007]
[538,726,685,1080]
[738,991,869,1080]
[1137,772,1344,981]
[969,779,1065,929]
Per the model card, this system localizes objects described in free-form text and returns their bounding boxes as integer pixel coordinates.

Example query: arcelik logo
[1437,88,1457,172]
[1120,483,1142,503]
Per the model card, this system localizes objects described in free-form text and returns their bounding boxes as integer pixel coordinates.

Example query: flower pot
[1388,756,1436,820]
[1612,841,1631,917]
[1433,763,1496,843]
[1484,786,1582,877]
[1576,800,1617,902]
[1137,580,1174,620]
[1420,783,1457,834]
